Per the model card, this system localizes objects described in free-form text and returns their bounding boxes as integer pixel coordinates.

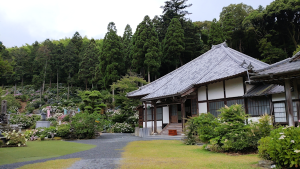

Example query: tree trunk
[286,26,298,50]
[85,78,87,91]
[239,39,242,52]
[21,77,23,88]
[40,86,42,101]
[57,70,58,100]
[179,55,183,66]
[92,83,93,89]
[148,70,150,83]
[43,60,47,94]
[112,86,115,103]
[155,75,157,80]
[14,83,16,95]
[67,84,69,100]
[49,78,51,88]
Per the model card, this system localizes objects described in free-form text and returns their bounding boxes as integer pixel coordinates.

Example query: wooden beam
[152,101,157,133]
[181,87,197,97]
[144,102,147,129]
[285,79,295,126]
[206,85,209,112]
[223,80,227,105]
[293,80,300,125]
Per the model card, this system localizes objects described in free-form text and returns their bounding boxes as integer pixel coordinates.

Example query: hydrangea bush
[111,122,133,133]
[10,114,40,128]
[2,130,27,146]
[258,126,300,168]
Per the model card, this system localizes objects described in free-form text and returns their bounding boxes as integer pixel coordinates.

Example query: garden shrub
[258,126,300,168]
[20,95,29,102]
[10,114,40,128]
[111,122,133,133]
[70,112,104,139]
[57,124,71,138]
[2,130,27,146]
[0,140,3,147]
[62,115,70,122]
[0,94,21,110]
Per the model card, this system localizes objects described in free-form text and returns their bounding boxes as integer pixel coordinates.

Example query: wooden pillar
[293,80,300,125]
[144,102,147,129]
[153,102,157,133]
[181,97,187,129]
[285,79,295,126]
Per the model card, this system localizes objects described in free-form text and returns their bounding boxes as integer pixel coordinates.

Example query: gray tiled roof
[244,84,284,97]
[253,56,300,77]
[127,42,269,101]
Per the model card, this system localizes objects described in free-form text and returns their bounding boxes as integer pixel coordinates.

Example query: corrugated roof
[244,84,284,97]
[127,42,269,101]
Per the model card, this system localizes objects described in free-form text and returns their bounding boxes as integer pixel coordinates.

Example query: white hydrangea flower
[279,135,286,140]
[291,140,295,143]
[294,150,300,153]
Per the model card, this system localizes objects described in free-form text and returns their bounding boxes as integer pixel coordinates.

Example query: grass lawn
[18,158,81,169]
[0,141,95,165]
[120,140,261,169]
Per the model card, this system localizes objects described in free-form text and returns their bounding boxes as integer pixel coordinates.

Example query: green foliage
[99,22,124,89]
[197,113,220,143]
[111,122,133,133]
[0,94,21,110]
[3,130,27,146]
[70,112,104,139]
[208,19,225,46]
[163,17,185,67]
[56,124,71,138]
[10,114,40,128]
[259,38,287,64]
[112,72,147,125]
[62,114,70,122]
[258,126,300,168]
[293,45,300,55]
[78,90,106,114]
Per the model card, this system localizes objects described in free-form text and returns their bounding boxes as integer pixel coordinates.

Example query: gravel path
[0,133,182,169]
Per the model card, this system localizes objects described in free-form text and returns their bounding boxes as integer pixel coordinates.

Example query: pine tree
[99,22,124,89]
[208,18,225,46]
[131,15,161,82]
[79,39,99,90]
[163,17,185,68]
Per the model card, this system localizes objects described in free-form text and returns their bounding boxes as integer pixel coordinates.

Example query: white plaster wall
[198,102,207,114]
[272,93,285,101]
[208,81,224,100]
[143,121,163,133]
[198,86,206,101]
[225,77,244,98]
[163,106,169,123]
[246,84,255,92]
[248,117,261,123]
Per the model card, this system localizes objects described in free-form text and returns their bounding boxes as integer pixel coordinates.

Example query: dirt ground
[18,100,27,113]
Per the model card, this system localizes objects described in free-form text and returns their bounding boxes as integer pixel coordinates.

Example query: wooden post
[293,80,300,125]
[144,102,147,129]
[153,102,157,133]
[181,97,187,129]
[285,79,295,126]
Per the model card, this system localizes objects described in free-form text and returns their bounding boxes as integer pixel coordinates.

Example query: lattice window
[191,99,197,115]
[293,101,299,122]
[274,102,287,123]
[172,105,177,116]
[247,97,271,116]
[227,99,244,107]
[209,101,225,117]
[156,107,163,121]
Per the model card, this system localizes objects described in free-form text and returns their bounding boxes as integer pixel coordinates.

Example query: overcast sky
[0,0,274,48]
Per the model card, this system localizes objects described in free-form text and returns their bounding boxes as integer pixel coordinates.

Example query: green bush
[2,130,27,146]
[0,94,21,110]
[0,140,3,147]
[111,122,133,133]
[32,100,45,109]
[10,114,40,128]
[20,95,29,102]
[197,113,219,143]
[57,124,71,138]
[62,115,70,122]
[258,126,300,168]
[25,105,35,114]
[70,112,104,139]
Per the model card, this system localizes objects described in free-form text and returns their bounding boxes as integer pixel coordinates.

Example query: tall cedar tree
[208,19,225,46]
[221,13,235,47]
[122,24,133,72]
[79,39,99,90]
[99,22,124,89]
[52,42,65,99]
[159,0,192,41]
[131,15,161,82]
[163,18,185,68]
[62,41,77,99]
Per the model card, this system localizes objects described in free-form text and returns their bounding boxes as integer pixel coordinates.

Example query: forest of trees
[0,0,299,93]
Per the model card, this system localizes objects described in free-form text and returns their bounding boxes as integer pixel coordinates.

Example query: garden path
[0,133,182,169]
